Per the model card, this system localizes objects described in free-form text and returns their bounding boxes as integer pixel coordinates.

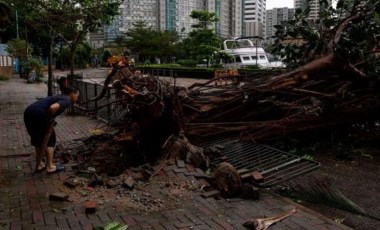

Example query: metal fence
[53,74,115,123]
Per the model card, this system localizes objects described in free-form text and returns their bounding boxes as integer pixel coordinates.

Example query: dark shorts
[24,106,56,148]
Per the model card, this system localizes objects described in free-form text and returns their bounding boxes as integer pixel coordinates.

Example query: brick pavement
[0,77,352,230]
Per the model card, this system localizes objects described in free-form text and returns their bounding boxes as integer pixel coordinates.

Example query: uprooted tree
[74,0,380,175]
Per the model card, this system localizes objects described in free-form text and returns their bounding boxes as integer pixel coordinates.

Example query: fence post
[94,84,98,117]
[107,87,111,123]
[84,83,88,111]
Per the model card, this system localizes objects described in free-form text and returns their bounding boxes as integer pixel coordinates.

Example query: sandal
[34,163,46,173]
[46,165,66,174]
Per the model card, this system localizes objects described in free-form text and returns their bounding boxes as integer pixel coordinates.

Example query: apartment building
[294,0,332,21]
[158,0,205,37]
[265,7,295,44]
[90,0,245,46]
[242,0,266,37]
[89,0,160,48]
[205,0,243,38]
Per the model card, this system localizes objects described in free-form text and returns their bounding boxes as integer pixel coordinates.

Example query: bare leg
[46,147,55,171]
[35,147,45,169]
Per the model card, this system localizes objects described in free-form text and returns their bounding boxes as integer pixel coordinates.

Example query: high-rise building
[89,27,106,49]
[294,0,332,21]
[89,0,161,48]
[89,0,245,46]
[206,0,243,39]
[242,0,266,37]
[265,7,295,44]
[158,0,205,37]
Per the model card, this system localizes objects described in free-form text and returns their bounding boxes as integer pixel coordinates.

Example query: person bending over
[24,87,80,173]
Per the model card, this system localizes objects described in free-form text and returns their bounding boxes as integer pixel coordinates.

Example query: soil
[274,128,380,230]
[48,172,199,214]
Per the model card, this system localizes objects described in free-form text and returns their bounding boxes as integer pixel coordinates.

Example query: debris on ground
[243,208,297,230]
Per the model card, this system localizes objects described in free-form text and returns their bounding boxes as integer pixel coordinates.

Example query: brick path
[0,77,351,230]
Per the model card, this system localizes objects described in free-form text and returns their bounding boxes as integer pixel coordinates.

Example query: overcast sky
[266,0,294,9]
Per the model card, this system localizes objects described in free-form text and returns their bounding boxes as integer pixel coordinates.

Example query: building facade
[265,7,295,44]
[205,0,243,39]
[242,0,266,37]
[294,0,332,21]
[158,0,205,37]
[90,0,245,46]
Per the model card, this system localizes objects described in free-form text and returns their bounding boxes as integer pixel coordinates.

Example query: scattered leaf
[52,208,60,213]
[334,218,345,224]
[90,129,104,135]
[15,165,22,171]
[104,222,128,230]
[79,190,89,196]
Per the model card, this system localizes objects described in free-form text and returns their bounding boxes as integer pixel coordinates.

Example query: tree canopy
[125,21,179,63]
[6,38,32,62]
[3,0,122,95]
[183,10,221,66]
[20,0,121,75]
[272,0,380,78]
[0,1,11,33]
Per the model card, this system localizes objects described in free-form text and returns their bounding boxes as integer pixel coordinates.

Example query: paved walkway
[51,68,207,87]
[0,77,351,230]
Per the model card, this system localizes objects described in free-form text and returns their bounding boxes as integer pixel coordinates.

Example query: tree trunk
[47,36,54,96]
[69,46,75,77]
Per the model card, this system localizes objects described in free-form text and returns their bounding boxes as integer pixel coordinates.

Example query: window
[259,55,266,60]
[251,56,257,60]
[242,56,250,61]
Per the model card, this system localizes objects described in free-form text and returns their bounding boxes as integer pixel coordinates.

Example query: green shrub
[140,63,182,68]
[211,63,223,68]
[177,59,197,67]
[23,57,44,81]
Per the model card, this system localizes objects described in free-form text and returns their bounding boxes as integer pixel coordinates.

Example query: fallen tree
[74,0,379,171]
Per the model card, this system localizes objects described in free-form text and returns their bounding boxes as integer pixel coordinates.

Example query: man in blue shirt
[24,87,80,174]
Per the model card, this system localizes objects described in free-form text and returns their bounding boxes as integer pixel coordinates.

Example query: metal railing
[53,74,115,123]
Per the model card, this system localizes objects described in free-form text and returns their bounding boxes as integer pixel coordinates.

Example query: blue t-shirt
[28,95,71,116]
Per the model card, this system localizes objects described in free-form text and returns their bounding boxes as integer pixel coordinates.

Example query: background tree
[125,21,153,62]
[6,38,33,77]
[157,30,179,63]
[0,1,11,35]
[125,21,179,63]
[58,0,121,76]
[6,38,32,63]
[187,10,220,67]
[7,0,121,95]
[113,35,129,56]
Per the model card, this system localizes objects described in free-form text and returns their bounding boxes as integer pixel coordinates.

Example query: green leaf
[104,222,128,230]
[15,165,23,171]
[79,190,89,196]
